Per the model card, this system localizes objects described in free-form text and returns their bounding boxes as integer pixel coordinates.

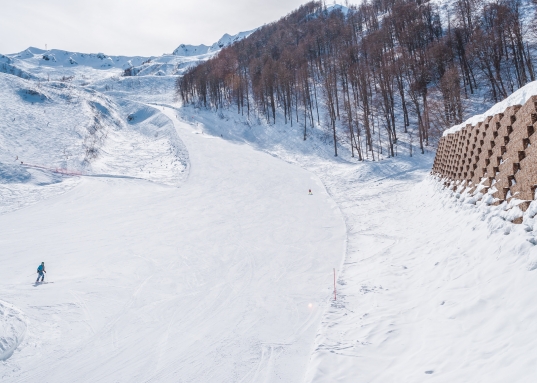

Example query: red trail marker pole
[333,268,336,301]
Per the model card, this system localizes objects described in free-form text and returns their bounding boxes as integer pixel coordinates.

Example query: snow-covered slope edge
[91,100,189,185]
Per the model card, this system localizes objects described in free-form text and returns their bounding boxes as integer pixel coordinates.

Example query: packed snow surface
[0,109,345,382]
[304,167,537,383]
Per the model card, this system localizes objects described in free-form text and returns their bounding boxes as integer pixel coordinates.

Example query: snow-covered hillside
[10,47,147,70]
[0,27,261,214]
[0,72,187,215]
[2,29,257,83]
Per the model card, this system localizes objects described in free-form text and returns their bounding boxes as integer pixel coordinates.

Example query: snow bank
[0,301,27,361]
[444,80,537,136]
[431,172,537,228]
[0,71,189,216]
[0,73,94,172]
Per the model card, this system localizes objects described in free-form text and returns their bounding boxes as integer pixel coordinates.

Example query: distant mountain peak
[173,29,257,57]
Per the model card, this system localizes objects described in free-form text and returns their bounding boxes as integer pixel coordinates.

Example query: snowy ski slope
[172,101,537,382]
[3,3,537,380]
[0,109,345,382]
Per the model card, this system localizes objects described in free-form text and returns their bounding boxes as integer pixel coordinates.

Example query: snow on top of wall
[444,81,537,136]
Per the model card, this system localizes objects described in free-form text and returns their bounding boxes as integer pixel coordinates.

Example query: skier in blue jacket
[36,262,46,283]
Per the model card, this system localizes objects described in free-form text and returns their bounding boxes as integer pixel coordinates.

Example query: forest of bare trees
[177,0,535,158]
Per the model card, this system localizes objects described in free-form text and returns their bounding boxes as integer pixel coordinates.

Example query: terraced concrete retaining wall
[432,96,537,222]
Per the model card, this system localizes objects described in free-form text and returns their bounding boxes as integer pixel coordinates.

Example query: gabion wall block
[432,97,537,221]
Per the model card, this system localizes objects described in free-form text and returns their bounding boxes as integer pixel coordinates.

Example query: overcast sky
[0,0,351,57]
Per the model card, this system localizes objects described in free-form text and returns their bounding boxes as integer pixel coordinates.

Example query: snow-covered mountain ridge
[172,29,257,57]
[1,28,258,81]
[10,47,147,70]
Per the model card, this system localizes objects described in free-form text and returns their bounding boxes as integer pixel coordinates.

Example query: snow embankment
[0,73,92,213]
[0,301,27,362]
[444,80,537,136]
[0,73,93,172]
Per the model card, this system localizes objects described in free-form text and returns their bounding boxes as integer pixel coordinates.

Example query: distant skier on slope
[36,262,46,283]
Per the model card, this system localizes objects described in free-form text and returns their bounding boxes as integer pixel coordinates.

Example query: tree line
[177,0,535,158]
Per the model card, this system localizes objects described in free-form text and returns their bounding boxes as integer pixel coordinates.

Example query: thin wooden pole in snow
[333,268,336,301]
